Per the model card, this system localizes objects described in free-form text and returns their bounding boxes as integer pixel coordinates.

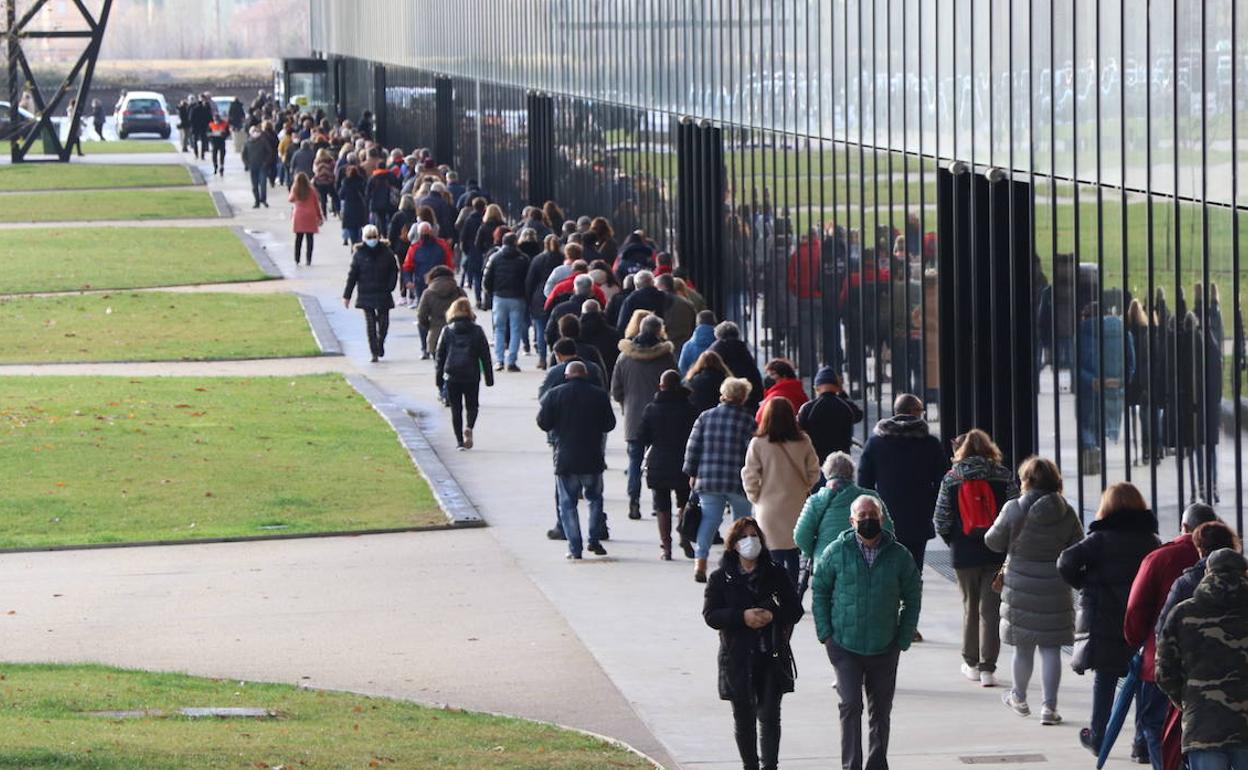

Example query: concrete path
[0,145,1145,769]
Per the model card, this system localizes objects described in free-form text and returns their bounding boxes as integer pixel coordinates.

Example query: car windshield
[127,99,162,112]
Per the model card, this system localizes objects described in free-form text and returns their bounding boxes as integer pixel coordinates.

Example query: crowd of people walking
[263,105,1246,770]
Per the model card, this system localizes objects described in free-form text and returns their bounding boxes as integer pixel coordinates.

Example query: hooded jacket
[932,456,1019,569]
[638,386,700,489]
[1157,550,1248,753]
[611,336,678,441]
[985,490,1085,647]
[703,549,804,702]
[797,391,864,463]
[342,241,399,309]
[857,415,949,543]
[678,324,716,375]
[795,483,892,567]
[1058,508,1160,675]
[416,274,467,351]
[812,528,922,654]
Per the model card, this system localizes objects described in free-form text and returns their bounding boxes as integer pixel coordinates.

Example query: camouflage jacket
[1156,552,1248,753]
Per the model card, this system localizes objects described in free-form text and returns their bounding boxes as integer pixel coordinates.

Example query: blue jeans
[248,166,267,204]
[342,226,362,246]
[770,547,800,591]
[1135,681,1169,770]
[530,313,548,361]
[695,491,752,558]
[557,473,605,557]
[492,296,526,366]
[626,439,646,503]
[1188,748,1248,770]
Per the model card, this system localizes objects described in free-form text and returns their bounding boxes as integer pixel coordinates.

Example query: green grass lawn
[0,189,217,222]
[0,292,318,364]
[0,226,266,294]
[0,375,445,547]
[0,664,651,769]
[2,138,177,155]
[0,163,193,192]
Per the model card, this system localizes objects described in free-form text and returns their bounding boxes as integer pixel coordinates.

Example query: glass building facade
[310,0,1246,527]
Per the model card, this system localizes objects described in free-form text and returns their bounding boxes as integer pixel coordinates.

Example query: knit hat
[814,366,841,387]
[1207,548,1248,574]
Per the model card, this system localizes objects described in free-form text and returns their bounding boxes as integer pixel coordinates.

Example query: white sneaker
[1002,690,1030,717]
[980,670,998,688]
[960,663,979,682]
[1040,706,1061,725]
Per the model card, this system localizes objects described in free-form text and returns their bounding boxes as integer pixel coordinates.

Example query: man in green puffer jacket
[812,495,922,770]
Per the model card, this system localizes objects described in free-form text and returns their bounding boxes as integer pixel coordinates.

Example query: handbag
[677,491,702,543]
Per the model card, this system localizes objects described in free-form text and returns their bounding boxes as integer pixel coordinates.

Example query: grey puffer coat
[985,490,1084,647]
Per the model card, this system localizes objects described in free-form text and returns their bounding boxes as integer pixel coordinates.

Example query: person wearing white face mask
[342,224,399,363]
[703,517,803,770]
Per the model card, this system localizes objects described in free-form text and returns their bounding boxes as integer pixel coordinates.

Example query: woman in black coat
[1058,482,1159,755]
[708,321,765,411]
[337,165,368,247]
[703,517,803,770]
[685,350,733,414]
[435,297,495,450]
[639,371,700,559]
[342,226,399,363]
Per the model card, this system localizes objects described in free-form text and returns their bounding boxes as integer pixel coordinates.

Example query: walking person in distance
[435,298,493,450]
[342,224,399,363]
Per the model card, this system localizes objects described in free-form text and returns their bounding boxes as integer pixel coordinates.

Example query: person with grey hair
[619,269,666,327]
[683,376,758,582]
[544,272,598,352]
[795,451,892,580]
[579,298,623,377]
[417,180,456,239]
[709,321,765,411]
[813,492,922,770]
[537,357,617,559]
[612,314,678,520]
[342,224,399,363]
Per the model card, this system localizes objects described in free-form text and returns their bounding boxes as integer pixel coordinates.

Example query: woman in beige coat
[741,396,821,589]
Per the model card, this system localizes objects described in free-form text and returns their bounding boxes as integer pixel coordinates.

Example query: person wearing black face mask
[811,495,922,770]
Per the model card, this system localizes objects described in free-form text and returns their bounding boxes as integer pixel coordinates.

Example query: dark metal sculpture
[3,0,114,162]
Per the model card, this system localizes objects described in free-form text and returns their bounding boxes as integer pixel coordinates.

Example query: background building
[309,0,1246,527]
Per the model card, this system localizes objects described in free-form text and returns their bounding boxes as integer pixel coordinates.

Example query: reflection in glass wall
[313,0,1247,527]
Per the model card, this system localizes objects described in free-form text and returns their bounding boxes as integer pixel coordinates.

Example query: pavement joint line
[0,280,285,299]
[0,184,200,196]
[0,352,334,369]
[346,373,485,528]
[211,190,233,218]
[235,225,283,278]
[296,292,343,355]
[0,526,466,556]
[186,163,206,186]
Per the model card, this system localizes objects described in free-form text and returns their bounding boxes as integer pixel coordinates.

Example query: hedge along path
[0,227,267,294]
[0,374,445,549]
[0,163,193,192]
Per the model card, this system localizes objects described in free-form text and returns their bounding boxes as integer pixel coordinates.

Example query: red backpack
[957,478,998,534]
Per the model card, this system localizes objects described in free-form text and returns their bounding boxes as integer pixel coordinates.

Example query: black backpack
[443,326,477,376]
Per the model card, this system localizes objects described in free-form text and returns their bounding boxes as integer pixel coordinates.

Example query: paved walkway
[0,144,1147,769]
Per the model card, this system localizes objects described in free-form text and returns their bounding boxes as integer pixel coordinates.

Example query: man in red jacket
[1123,502,1219,769]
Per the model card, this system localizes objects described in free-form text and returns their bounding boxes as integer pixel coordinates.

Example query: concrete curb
[296,293,343,355]
[234,226,282,278]
[0,526,463,556]
[0,353,331,369]
[211,190,232,218]
[346,373,485,528]
[186,164,206,186]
